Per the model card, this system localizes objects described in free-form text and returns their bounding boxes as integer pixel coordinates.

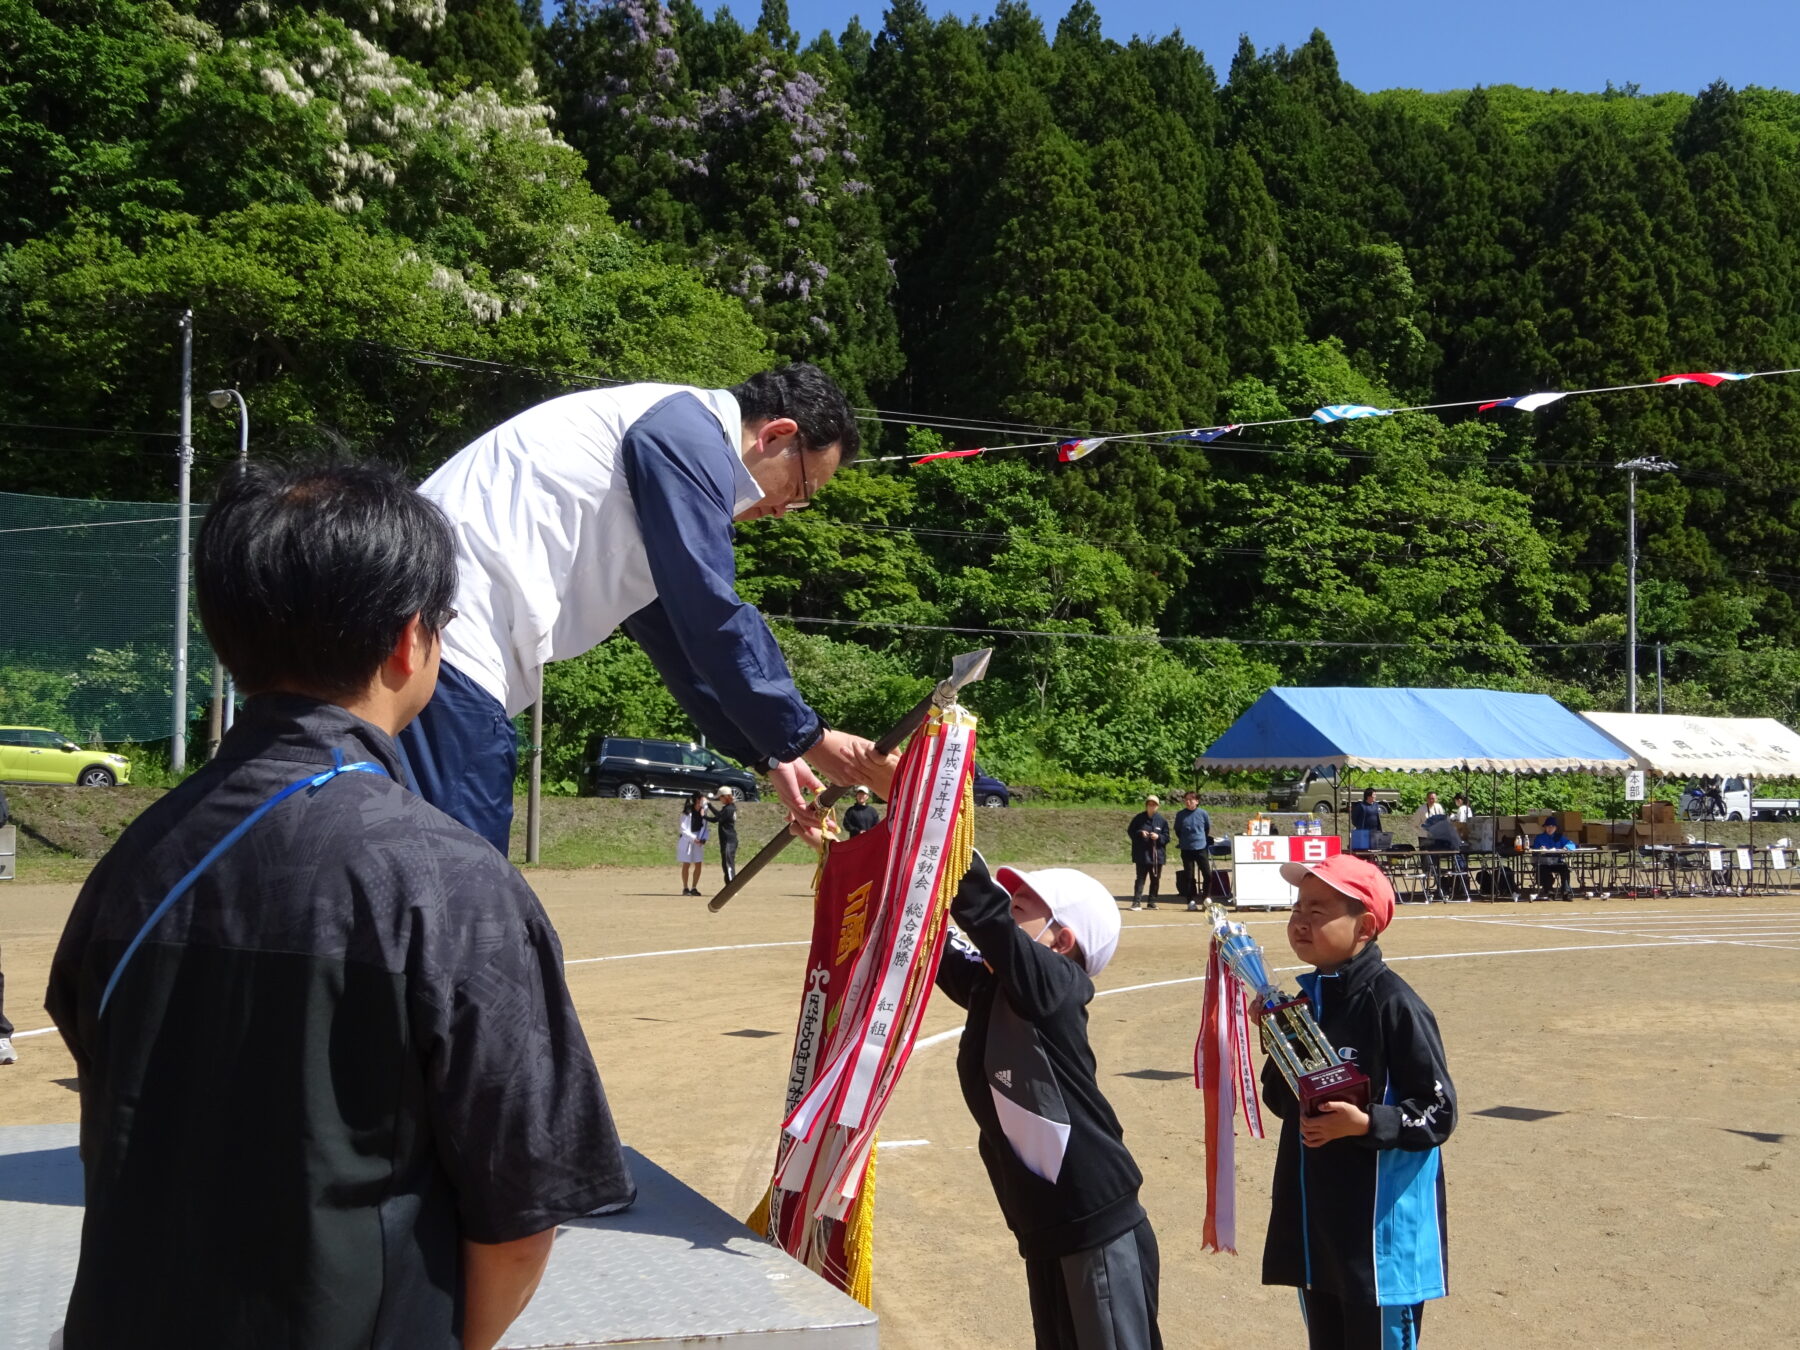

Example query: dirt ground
[3,864,1796,1348]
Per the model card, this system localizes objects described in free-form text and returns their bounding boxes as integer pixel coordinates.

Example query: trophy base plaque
[1296,1060,1371,1118]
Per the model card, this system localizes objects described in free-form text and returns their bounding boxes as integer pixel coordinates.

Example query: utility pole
[172,309,194,774]
[1615,456,1677,713]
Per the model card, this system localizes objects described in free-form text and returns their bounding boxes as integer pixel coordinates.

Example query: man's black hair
[732,363,860,462]
[197,461,456,698]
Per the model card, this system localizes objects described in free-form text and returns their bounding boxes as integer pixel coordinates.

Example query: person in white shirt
[677,791,710,896]
[1450,792,1474,823]
[1412,791,1445,831]
[400,364,894,853]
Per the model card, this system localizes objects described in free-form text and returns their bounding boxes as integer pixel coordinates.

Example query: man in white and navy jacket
[403,364,894,853]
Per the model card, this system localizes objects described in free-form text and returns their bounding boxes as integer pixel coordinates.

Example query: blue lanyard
[98,752,388,1017]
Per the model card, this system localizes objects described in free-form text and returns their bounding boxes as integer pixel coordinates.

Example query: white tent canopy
[1577,712,1800,779]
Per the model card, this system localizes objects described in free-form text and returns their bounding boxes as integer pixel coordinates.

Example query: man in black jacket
[1126,796,1169,910]
[706,786,739,883]
[935,855,1160,1350]
[1261,854,1455,1350]
[841,785,880,838]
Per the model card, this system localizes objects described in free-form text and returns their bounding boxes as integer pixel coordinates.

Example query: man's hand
[768,756,825,817]
[1299,1099,1371,1148]
[805,728,900,800]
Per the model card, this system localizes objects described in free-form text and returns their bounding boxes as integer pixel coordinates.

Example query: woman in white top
[678,791,710,896]
[1450,792,1474,822]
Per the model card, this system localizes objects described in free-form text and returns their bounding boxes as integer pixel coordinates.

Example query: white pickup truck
[1680,777,1800,821]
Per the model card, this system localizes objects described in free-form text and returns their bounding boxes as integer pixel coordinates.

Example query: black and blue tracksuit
[1262,942,1454,1345]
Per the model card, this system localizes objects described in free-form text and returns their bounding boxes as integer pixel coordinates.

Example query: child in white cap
[934,855,1161,1350]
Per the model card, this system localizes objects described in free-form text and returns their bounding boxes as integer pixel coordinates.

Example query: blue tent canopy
[1195,687,1636,775]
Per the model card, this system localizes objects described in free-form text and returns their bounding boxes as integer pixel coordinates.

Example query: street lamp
[1616,456,1677,713]
[207,388,248,466]
[206,389,249,743]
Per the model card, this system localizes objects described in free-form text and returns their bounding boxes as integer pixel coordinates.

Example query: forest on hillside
[6,0,1800,793]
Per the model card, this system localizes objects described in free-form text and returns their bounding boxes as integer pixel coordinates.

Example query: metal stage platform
[0,1124,878,1348]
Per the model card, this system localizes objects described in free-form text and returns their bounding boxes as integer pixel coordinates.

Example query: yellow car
[0,727,131,786]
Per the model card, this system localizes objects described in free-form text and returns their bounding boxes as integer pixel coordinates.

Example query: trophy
[1207,905,1370,1117]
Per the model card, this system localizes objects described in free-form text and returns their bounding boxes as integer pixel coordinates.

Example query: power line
[768,614,1620,651]
[0,516,182,535]
[0,420,180,439]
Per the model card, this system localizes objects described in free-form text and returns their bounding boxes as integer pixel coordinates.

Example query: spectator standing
[706,787,739,884]
[1450,792,1474,823]
[1413,791,1445,829]
[0,939,14,1065]
[1128,795,1171,911]
[678,790,710,895]
[1349,788,1385,851]
[843,786,881,838]
[1174,791,1214,912]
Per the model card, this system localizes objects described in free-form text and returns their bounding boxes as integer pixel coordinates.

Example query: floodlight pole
[1616,456,1677,713]
[172,309,194,774]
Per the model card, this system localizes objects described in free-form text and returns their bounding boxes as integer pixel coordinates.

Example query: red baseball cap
[1279,853,1396,933]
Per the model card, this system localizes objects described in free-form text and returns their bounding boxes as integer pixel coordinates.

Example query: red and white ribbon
[1195,938,1265,1254]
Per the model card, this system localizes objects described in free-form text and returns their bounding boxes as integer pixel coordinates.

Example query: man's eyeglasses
[789,446,815,511]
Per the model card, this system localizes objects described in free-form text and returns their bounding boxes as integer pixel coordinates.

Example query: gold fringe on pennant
[843,1137,876,1307]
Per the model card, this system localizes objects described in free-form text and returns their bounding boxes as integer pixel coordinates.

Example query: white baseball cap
[995,864,1121,976]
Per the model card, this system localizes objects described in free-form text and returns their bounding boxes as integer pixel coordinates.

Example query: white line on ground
[876,1139,931,1149]
[911,936,1712,1052]
[15,904,1786,1045]
[564,940,809,966]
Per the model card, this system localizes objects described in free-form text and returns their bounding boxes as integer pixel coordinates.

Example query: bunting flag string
[1478,392,1567,412]
[862,363,1800,465]
[1172,425,1240,443]
[1656,371,1749,386]
[1311,404,1392,423]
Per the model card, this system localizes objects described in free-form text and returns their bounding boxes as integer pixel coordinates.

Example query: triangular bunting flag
[1311,405,1391,423]
[1058,438,1108,462]
[1478,392,1568,412]
[1656,372,1749,387]
[1174,425,1240,443]
[915,448,984,464]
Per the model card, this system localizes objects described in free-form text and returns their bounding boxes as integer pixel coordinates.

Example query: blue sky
[710,0,1800,95]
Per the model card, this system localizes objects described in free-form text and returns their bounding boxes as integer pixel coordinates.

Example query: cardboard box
[1640,800,1675,824]
[1581,823,1612,846]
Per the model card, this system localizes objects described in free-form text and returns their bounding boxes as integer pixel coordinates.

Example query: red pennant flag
[915,448,984,463]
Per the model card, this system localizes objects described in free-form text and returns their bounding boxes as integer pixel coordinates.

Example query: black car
[588,737,760,802]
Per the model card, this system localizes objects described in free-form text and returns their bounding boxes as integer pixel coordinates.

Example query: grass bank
[8,785,1790,882]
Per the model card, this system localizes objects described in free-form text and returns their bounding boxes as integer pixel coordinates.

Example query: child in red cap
[1261,854,1456,1350]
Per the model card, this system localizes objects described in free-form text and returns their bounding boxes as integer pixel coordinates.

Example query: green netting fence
[0,490,217,746]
